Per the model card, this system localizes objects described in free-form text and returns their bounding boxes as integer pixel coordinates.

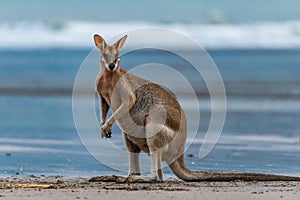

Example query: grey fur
[94,34,300,182]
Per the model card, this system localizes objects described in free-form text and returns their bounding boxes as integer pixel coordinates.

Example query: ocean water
[0,49,300,177]
[1,0,300,49]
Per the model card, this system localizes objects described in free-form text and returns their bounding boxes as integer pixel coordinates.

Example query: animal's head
[93,34,127,72]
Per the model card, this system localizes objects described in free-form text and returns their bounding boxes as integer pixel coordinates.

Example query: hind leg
[150,151,163,181]
[126,151,163,182]
[145,119,167,181]
[122,133,157,183]
[129,152,140,176]
[123,133,141,176]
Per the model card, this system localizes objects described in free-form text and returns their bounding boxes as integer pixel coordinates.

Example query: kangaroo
[94,34,300,182]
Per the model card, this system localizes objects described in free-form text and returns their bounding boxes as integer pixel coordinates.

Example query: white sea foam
[0,138,79,145]
[188,135,300,144]
[0,145,86,154]
[1,21,300,49]
[0,137,84,154]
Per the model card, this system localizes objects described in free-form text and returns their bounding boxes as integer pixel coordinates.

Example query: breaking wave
[1,21,300,49]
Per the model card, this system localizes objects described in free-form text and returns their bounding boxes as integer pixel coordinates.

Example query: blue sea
[1,0,300,177]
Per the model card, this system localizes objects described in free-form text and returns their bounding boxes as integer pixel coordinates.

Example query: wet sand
[0,175,299,200]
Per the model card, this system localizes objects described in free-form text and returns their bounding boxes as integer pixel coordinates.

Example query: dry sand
[0,175,299,200]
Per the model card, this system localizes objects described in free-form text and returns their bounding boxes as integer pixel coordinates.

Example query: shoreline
[0,175,299,200]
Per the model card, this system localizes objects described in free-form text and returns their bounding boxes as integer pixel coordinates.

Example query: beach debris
[28,175,38,178]
[0,183,65,189]
[56,179,64,184]
[89,175,120,182]
[89,175,162,183]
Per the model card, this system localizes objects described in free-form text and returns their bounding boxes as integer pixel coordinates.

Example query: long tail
[168,155,300,182]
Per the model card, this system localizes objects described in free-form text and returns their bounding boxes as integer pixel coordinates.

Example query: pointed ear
[114,35,127,50]
[93,34,106,51]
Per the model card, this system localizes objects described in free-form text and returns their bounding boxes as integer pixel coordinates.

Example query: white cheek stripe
[115,58,120,68]
[101,57,109,69]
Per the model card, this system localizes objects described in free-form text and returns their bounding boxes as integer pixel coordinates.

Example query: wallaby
[94,34,300,182]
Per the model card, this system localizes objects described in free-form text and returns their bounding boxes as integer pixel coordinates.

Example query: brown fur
[94,34,300,182]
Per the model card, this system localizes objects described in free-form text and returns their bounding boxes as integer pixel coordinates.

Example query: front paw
[101,122,112,138]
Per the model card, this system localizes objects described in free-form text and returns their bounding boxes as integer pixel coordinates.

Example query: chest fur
[96,72,121,106]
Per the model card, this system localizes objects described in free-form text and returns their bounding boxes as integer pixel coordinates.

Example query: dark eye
[114,54,119,62]
[102,54,108,60]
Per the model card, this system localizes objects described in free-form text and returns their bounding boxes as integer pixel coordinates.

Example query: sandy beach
[0,175,299,200]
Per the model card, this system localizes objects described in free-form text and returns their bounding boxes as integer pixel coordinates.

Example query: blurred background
[0,0,300,177]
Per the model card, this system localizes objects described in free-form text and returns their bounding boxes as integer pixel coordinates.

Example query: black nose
[109,63,115,70]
